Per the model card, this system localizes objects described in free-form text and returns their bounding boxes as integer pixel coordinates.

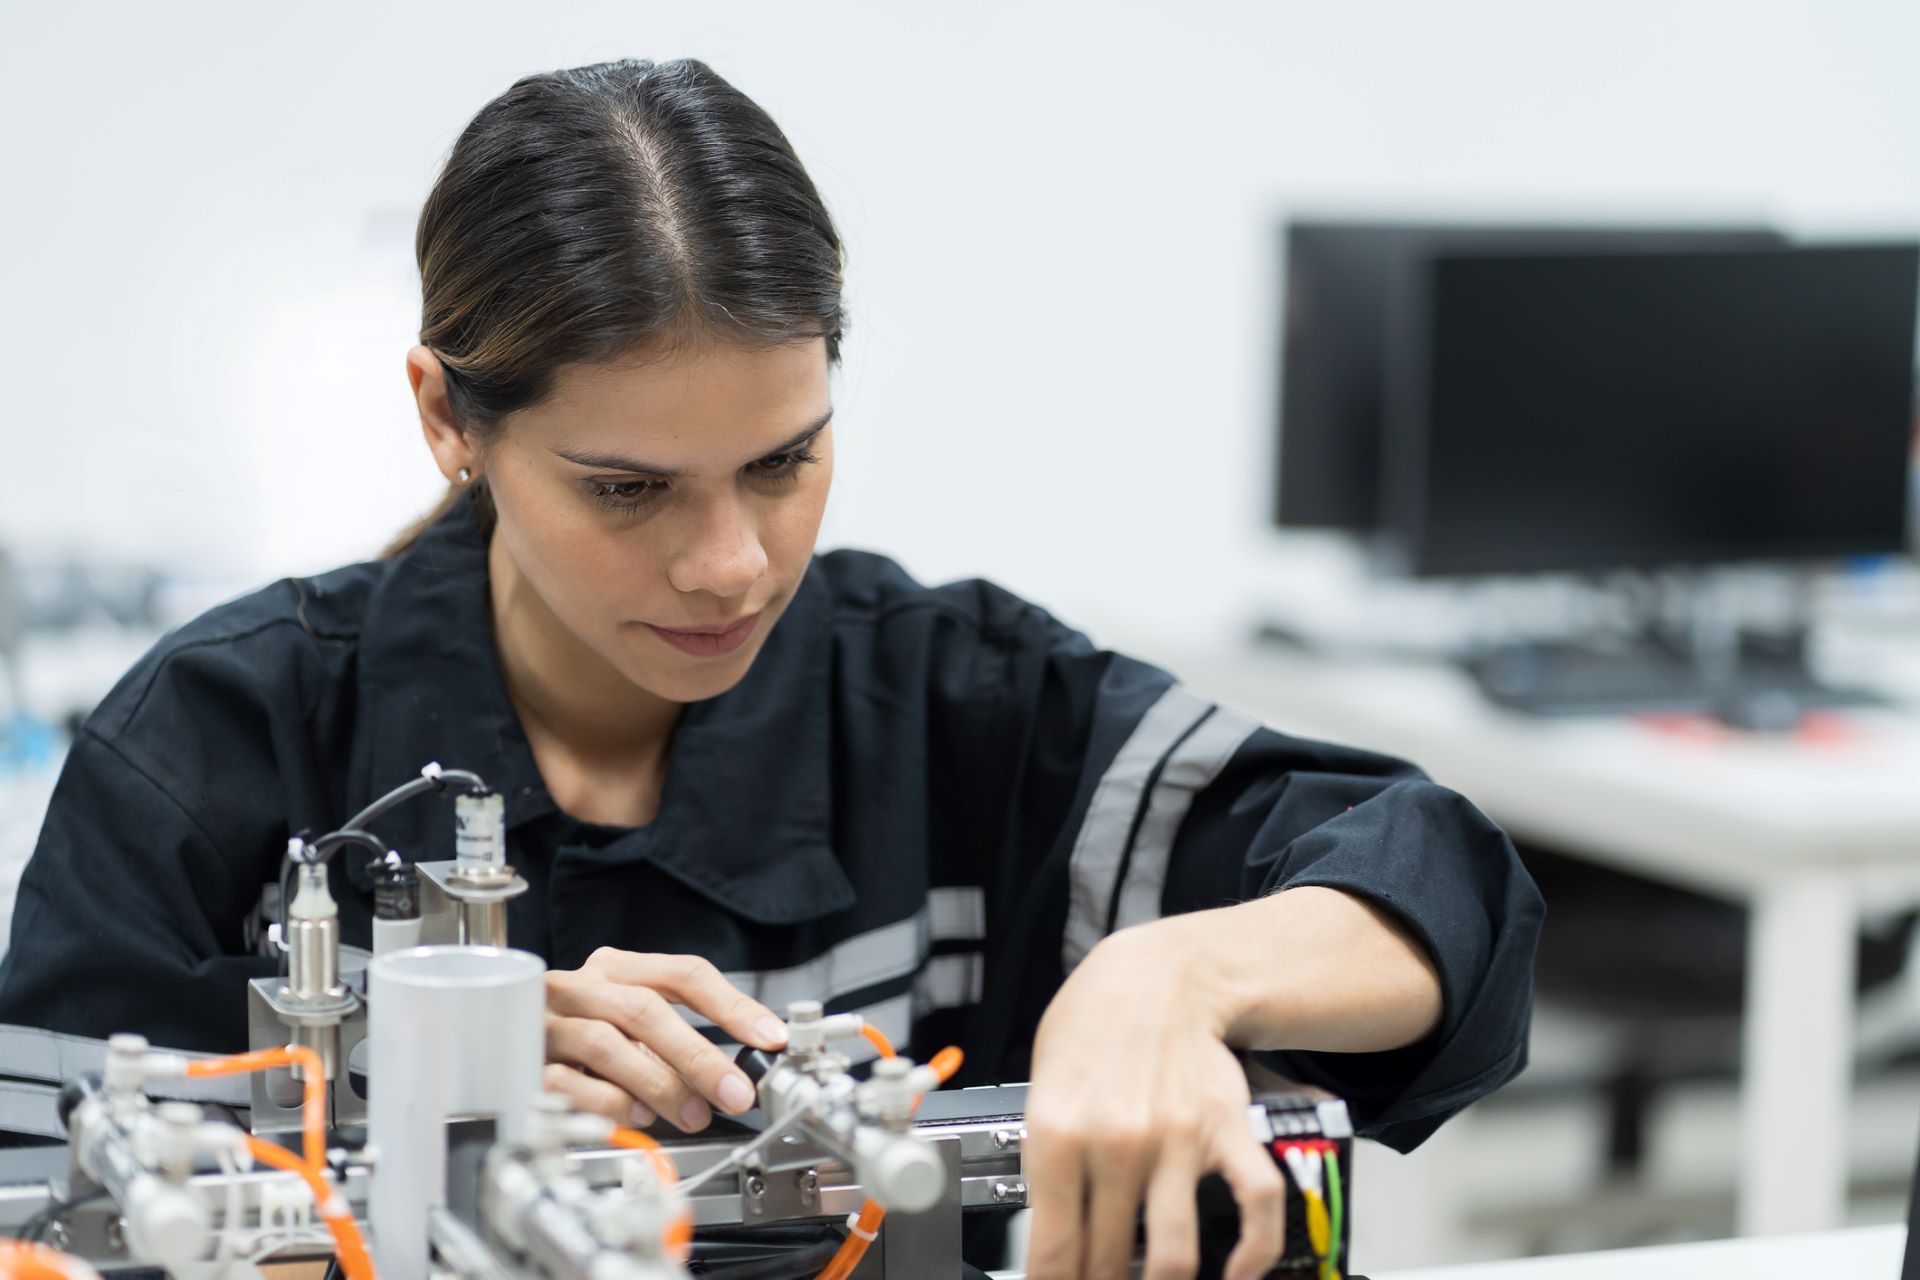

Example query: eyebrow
[552,409,834,477]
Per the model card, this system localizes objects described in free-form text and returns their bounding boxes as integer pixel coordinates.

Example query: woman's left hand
[1022,920,1285,1280]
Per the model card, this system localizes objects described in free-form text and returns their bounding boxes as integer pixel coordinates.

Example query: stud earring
[458,467,472,483]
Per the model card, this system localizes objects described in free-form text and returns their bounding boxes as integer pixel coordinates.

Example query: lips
[644,611,761,657]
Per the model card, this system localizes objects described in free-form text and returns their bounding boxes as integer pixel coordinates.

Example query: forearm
[1131,885,1445,1054]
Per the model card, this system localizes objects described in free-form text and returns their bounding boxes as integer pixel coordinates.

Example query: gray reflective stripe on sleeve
[1062,684,1214,973]
[682,888,985,1031]
[1110,707,1263,934]
[0,1080,63,1138]
[928,886,985,943]
[913,953,983,1013]
[684,904,934,1031]
[0,1024,252,1107]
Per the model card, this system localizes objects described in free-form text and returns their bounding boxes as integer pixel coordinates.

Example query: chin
[618,648,760,705]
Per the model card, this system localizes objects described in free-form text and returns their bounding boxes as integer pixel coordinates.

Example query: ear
[406,345,480,483]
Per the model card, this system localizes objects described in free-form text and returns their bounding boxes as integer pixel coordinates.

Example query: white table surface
[1376,1223,1904,1278]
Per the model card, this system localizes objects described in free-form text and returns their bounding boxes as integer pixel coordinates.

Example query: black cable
[306,829,391,863]
[343,767,488,835]
[275,829,390,972]
[271,765,491,960]
[15,1186,110,1244]
[694,1237,842,1279]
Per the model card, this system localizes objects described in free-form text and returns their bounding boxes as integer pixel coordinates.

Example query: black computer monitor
[1380,243,1920,577]
[1272,221,1787,532]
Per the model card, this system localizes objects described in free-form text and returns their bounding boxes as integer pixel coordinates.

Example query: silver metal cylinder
[292,1022,339,1083]
[287,914,342,1001]
[369,945,546,1280]
[457,900,509,947]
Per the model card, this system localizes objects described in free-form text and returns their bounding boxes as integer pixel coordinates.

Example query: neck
[486,532,683,764]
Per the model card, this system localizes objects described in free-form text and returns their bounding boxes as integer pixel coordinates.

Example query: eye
[747,444,822,484]
[587,478,669,513]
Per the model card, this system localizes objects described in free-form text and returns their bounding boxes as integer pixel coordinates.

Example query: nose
[665,490,769,601]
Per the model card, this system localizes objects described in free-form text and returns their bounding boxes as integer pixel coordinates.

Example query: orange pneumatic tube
[813,1034,964,1280]
[608,1126,695,1260]
[0,1241,101,1280]
[181,1045,376,1280]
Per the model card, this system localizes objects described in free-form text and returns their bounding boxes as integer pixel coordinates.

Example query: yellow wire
[1303,1188,1331,1276]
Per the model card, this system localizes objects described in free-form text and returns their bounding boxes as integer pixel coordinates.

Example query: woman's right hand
[542,948,790,1133]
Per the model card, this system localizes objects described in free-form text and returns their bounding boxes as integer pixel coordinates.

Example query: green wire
[1325,1148,1345,1279]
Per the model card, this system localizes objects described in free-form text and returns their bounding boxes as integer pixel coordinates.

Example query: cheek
[497,479,664,618]
[764,467,832,566]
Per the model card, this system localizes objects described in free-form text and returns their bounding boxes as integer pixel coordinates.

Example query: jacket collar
[347,492,853,925]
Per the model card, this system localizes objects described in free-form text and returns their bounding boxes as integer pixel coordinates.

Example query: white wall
[4,0,1919,642]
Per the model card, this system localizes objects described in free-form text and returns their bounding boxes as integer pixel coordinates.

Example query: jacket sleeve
[0,728,272,1052]
[0,612,317,1058]
[965,593,1545,1154]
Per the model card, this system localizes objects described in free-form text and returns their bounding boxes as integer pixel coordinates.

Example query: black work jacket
[0,493,1543,1150]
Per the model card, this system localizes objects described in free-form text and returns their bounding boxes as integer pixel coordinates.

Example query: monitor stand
[1462,628,1882,724]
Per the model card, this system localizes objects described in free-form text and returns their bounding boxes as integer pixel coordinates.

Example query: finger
[585,950,789,1050]
[541,1062,640,1124]
[545,1013,704,1131]
[1084,1137,1152,1280]
[1140,1153,1203,1280]
[1215,1135,1286,1280]
[564,982,760,1120]
[1021,1117,1087,1280]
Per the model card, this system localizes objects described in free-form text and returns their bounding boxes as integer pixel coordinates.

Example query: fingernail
[678,1097,711,1131]
[755,1016,789,1047]
[718,1075,754,1114]
[627,1101,655,1128]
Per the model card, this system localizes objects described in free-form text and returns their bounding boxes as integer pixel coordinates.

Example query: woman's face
[479,335,834,705]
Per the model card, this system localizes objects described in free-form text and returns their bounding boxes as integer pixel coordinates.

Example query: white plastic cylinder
[368,945,546,1280]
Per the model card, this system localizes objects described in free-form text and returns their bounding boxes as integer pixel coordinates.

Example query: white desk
[1135,641,1920,1237]
[1378,1224,1904,1278]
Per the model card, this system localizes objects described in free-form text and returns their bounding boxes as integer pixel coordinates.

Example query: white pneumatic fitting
[783,1001,867,1056]
[855,1129,946,1214]
[289,864,336,921]
[124,1172,212,1273]
[859,1057,938,1127]
[105,1034,151,1094]
[151,1102,203,1181]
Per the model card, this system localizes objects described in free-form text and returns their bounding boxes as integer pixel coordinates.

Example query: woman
[0,59,1541,1280]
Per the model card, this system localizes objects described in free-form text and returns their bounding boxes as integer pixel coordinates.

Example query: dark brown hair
[385,58,847,556]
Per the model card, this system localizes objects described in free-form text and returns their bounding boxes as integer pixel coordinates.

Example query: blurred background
[5,0,1920,1271]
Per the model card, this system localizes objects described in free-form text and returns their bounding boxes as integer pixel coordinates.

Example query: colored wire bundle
[1277,1139,1343,1280]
